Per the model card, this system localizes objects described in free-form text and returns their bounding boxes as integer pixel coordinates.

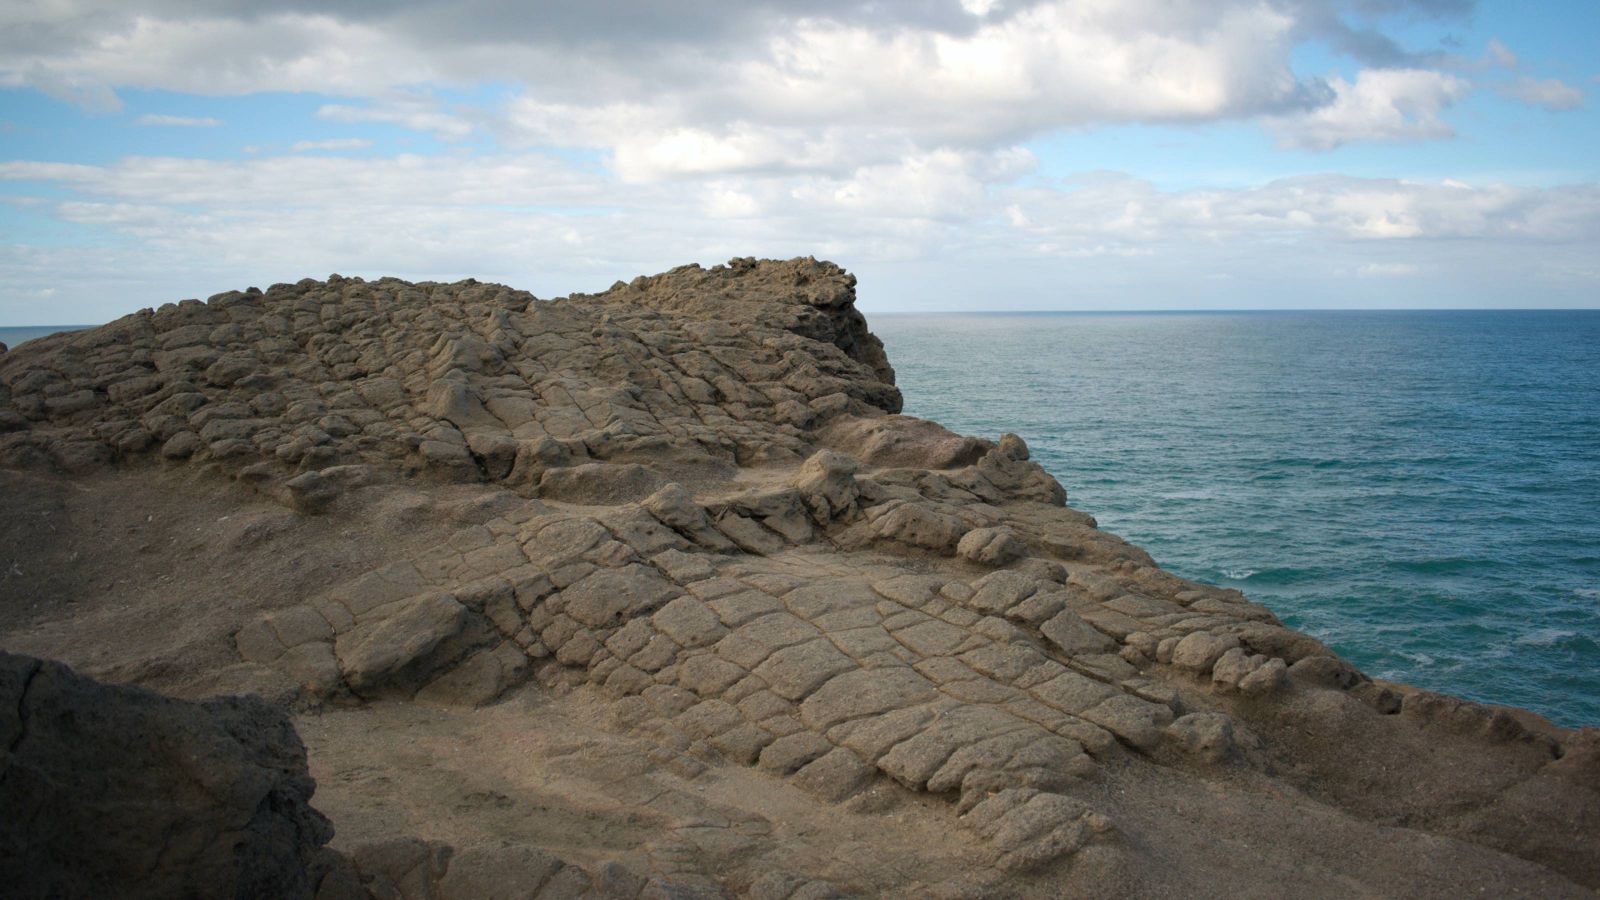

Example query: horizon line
[868,306,1600,314]
[6,306,1600,330]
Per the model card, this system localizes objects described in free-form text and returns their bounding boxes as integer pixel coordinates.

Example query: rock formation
[0,257,1596,897]
[0,651,333,898]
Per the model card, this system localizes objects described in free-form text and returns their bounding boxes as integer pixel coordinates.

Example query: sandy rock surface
[1,257,1597,898]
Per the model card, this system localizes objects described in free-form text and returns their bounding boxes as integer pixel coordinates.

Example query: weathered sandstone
[0,257,1595,898]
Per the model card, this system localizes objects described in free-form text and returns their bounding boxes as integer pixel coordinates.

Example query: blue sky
[1,0,1597,324]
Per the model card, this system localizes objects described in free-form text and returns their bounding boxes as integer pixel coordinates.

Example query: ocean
[0,326,92,349]
[875,310,1600,728]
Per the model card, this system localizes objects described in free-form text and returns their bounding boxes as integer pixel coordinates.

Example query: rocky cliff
[0,258,1595,898]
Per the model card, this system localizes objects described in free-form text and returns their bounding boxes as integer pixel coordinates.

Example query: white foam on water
[1514,627,1576,648]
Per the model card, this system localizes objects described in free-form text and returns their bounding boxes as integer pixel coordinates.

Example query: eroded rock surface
[2,257,1597,898]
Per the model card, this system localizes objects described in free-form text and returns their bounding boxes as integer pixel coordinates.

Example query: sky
[1,1,1597,324]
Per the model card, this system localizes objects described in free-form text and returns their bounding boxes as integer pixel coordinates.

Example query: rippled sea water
[874,311,1600,728]
[0,326,90,348]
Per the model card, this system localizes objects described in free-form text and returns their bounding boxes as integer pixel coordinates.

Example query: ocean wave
[1385,557,1489,575]
[1513,628,1577,648]
[1576,588,1600,602]
[1391,650,1439,667]
[1222,568,1256,580]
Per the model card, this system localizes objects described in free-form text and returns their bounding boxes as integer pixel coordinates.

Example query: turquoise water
[0,326,92,349]
[875,311,1600,728]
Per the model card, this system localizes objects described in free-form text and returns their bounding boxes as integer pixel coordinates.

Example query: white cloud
[489,0,1329,181]
[317,95,475,140]
[703,186,761,219]
[14,64,123,113]
[0,12,439,100]
[289,138,373,152]
[1002,174,1600,248]
[1484,38,1517,69]
[134,113,221,127]
[1357,262,1419,276]
[1498,77,1584,111]
[0,1,1481,170]
[789,149,1035,220]
[2,148,1597,322]
[1271,68,1468,150]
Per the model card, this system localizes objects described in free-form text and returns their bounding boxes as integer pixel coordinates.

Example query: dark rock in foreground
[0,651,332,898]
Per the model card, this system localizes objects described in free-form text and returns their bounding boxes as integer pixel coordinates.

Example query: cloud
[1357,262,1419,276]
[134,113,222,127]
[1498,76,1584,111]
[1485,38,1517,69]
[317,95,475,140]
[6,156,1596,261]
[1001,174,1600,248]
[1270,68,1468,150]
[2,148,1597,318]
[289,138,373,152]
[0,0,1481,168]
[13,64,122,113]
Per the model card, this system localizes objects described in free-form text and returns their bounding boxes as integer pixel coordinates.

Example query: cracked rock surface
[2,258,1598,898]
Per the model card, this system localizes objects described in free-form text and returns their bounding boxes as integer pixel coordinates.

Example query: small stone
[758,732,835,775]
[161,431,202,460]
[652,596,728,649]
[333,594,471,697]
[1166,712,1237,763]
[997,433,1029,460]
[1040,610,1116,657]
[1238,657,1287,695]
[792,747,874,802]
[752,639,856,702]
[957,527,1026,567]
[282,471,339,514]
[1170,632,1241,674]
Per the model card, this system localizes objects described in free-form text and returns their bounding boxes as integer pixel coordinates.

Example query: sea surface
[875,310,1600,728]
[0,325,92,349]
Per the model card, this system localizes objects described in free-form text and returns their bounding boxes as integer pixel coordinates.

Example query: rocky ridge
[1,258,1597,897]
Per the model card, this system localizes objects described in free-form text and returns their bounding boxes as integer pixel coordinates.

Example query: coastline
[875,309,1600,729]
[1,258,1595,897]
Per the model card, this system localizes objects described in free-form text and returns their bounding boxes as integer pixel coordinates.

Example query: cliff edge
[0,258,1595,898]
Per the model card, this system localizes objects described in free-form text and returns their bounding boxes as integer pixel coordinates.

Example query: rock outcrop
[0,256,903,485]
[0,651,333,899]
[1,257,1596,897]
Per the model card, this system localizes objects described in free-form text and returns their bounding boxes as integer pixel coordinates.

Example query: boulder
[1166,712,1238,763]
[335,594,484,697]
[820,415,989,469]
[282,470,339,514]
[957,526,1026,567]
[1170,632,1241,675]
[538,462,662,504]
[792,450,861,522]
[0,652,332,899]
